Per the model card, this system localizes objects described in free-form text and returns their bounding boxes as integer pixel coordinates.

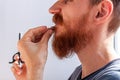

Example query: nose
[49,2,61,14]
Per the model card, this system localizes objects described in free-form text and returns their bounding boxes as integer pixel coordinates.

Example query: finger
[11,65,23,80]
[40,29,54,44]
[22,26,48,42]
[33,27,55,43]
[12,63,23,75]
[11,67,19,79]
[14,54,20,61]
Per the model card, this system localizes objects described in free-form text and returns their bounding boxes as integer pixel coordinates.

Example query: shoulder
[68,65,82,80]
[98,71,120,80]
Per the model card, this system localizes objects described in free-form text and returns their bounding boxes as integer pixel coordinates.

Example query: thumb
[11,66,21,80]
[40,29,53,44]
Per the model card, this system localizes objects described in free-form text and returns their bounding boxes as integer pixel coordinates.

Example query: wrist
[28,66,45,80]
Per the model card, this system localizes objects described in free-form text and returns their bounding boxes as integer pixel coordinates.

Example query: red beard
[52,13,93,59]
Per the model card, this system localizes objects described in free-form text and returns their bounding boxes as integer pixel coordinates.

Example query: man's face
[49,0,94,58]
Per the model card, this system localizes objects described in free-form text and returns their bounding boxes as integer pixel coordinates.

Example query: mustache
[52,14,63,25]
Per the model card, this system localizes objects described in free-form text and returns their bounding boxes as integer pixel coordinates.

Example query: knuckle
[28,28,34,32]
[17,40,23,49]
[28,28,34,34]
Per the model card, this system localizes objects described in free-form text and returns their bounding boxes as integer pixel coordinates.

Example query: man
[11,0,120,80]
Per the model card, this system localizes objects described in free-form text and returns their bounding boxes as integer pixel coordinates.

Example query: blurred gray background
[0,0,119,80]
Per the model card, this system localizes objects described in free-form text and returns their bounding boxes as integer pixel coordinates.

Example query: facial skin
[49,0,94,59]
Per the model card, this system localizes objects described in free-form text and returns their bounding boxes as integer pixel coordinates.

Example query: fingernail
[17,71,22,75]
[16,56,19,59]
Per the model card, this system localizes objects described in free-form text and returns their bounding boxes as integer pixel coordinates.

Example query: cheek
[63,11,82,27]
[62,8,76,20]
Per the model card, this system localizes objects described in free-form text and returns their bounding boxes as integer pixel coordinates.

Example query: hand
[11,26,53,80]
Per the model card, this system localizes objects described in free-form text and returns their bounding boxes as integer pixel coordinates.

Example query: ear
[94,0,113,24]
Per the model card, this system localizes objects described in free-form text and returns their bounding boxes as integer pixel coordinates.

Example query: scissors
[9,33,24,65]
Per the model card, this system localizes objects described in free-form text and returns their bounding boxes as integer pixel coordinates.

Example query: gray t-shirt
[69,59,120,80]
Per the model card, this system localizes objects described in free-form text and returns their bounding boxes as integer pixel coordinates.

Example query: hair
[90,0,120,33]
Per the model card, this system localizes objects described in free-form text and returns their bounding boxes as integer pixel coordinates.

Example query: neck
[77,35,119,79]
